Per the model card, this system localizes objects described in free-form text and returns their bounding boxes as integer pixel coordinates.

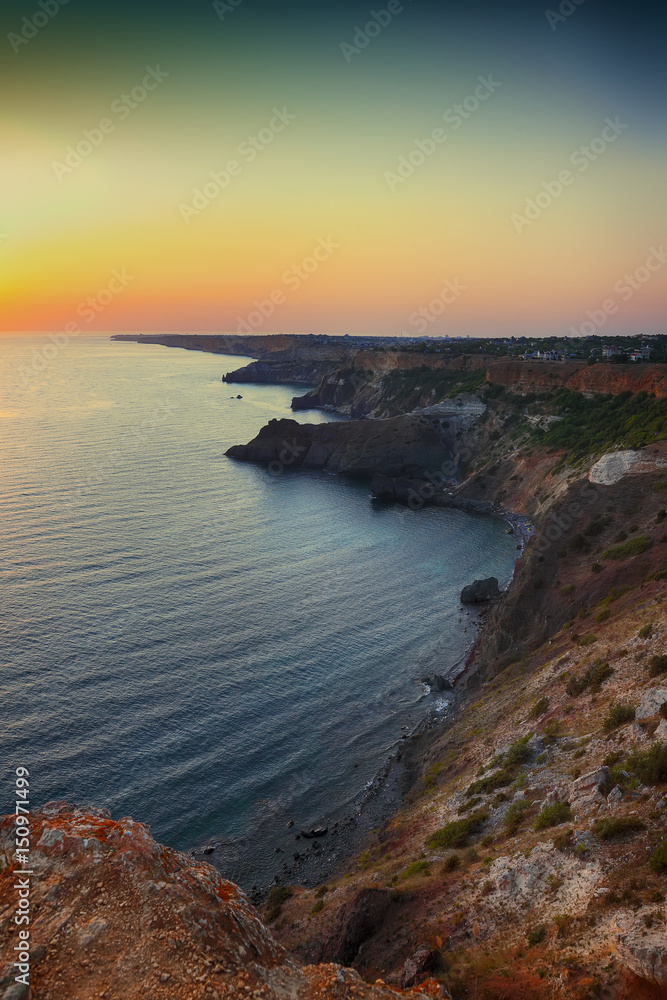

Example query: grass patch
[604,534,653,560]
[593,816,646,840]
[535,802,572,830]
[426,810,489,850]
[638,622,654,639]
[603,703,636,732]
[401,859,430,879]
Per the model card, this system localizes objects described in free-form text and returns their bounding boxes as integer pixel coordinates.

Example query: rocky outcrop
[589,448,667,485]
[224,342,355,386]
[317,888,393,965]
[226,416,450,479]
[616,913,667,985]
[460,577,501,604]
[0,804,445,1000]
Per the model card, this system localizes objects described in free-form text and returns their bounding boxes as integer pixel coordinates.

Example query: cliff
[292,355,667,419]
[0,803,447,999]
[225,415,452,479]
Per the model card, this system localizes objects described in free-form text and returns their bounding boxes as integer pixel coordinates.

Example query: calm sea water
[0,334,517,887]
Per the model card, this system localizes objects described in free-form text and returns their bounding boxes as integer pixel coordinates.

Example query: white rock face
[486,843,601,917]
[589,449,667,485]
[635,688,667,720]
[616,911,667,984]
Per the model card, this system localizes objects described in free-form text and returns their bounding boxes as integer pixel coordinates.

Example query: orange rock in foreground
[0,803,447,1000]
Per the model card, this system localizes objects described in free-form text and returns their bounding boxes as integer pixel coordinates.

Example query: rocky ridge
[0,804,447,1000]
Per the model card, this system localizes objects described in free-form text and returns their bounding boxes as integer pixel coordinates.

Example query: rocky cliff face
[0,804,447,1000]
[225,415,452,479]
[485,361,667,399]
[291,356,667,419]
[223,343,355,386]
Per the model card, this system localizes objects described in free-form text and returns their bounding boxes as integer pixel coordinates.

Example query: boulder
[569,767,609,815]
[635,688,667,720]
[400,948,440,988]
[461,577,501,604]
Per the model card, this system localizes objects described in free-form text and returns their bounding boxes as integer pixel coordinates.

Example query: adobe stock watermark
[545,0,586,31]
[179,107,296,223]
[340,1,413,63]
[236,236,340,332]
[511,117,628,233]
[568,246,667,337]
[213,0,244,20]
[51,66,170,181]
[408,278,467,334]
[384,76,502,192]
[8,0,70,53]
[12,767,32,991]
[17,268,135,384]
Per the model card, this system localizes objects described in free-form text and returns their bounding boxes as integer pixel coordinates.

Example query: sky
[1,0,666,337]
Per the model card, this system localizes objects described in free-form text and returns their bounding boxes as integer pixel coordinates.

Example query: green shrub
[570,533,590,553]
[661,702,667,720]
[527,924,546,947]
[426,810,489,850]
[577,634,597,647]
[528,696,550,719]
[603,703,636,732]
[638,623,654,639]
[585,516,612,537]
[561,584,575,596]
[467,736,532,796]
[310,899,324,914]
[491,792,509,807]
[401,859,430,879]
[649,655,667,677]
[603,534,653,560]
[266,886,293,922]
[458,796,482,814]
[540,391,667,463]
[315,885,329,899]
[535,802,572,830]
[625,742,667,784]
[504,801,530,836]
[650,842,667,874]
[566,659,613,697]
[593,816,646,840]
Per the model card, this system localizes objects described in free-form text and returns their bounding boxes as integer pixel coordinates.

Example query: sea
[0,333,518,890]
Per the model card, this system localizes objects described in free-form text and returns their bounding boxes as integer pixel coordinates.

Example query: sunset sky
[2,0,665,337]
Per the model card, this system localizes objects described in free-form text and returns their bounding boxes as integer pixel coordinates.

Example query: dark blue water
[0,334,517,886]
